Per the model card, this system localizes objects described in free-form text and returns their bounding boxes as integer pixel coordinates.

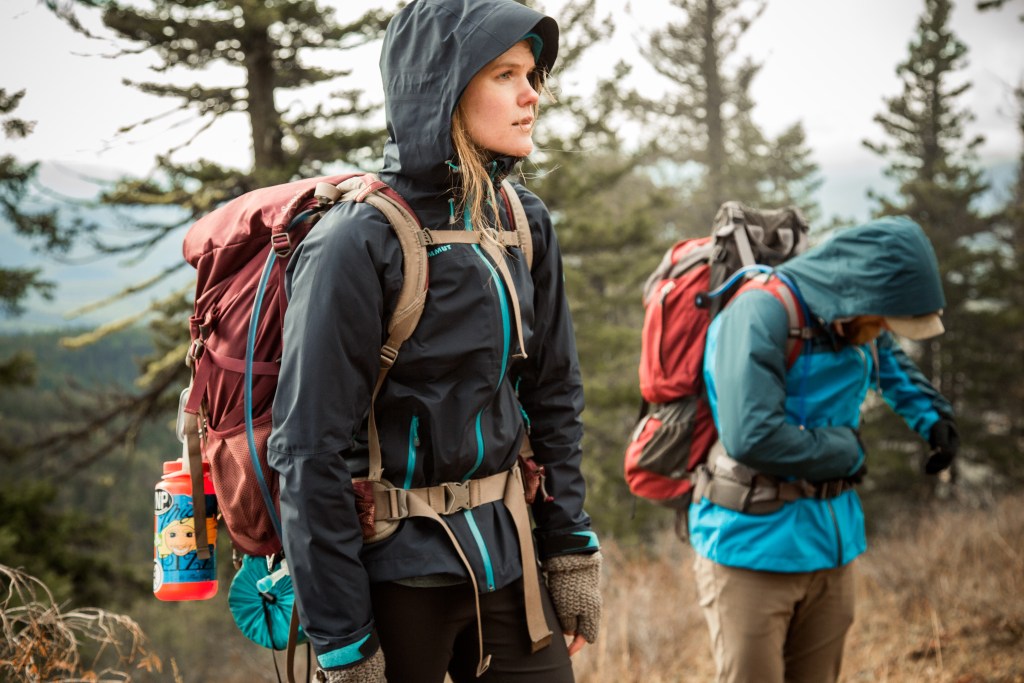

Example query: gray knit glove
[315,649,386,683]
[542,550,603,643]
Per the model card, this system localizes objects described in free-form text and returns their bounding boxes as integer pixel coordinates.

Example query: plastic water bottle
[153,457,218,600]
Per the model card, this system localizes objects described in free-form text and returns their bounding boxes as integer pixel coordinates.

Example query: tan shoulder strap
[500,179,533,270]
[335,174,428,482]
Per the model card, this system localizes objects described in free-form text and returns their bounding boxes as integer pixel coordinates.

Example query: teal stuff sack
[228,555,307,650]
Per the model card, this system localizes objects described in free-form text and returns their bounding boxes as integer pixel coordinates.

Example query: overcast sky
[3,0,1021,212]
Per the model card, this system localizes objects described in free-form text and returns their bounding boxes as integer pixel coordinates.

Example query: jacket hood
[378,0,558,197]
[776,216,946,324]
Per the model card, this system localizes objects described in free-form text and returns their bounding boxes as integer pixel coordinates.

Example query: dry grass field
[570,493,1024,683]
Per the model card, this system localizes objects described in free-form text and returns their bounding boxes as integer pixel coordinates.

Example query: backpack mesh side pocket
[204,416,281,557]
[624,396,716,507]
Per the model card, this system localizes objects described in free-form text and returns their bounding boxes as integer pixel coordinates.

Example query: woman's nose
[520,78,540,106]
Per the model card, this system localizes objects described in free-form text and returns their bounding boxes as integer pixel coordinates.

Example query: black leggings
[369,575,574,683]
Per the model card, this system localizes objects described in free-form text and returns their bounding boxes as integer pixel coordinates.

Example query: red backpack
[624,202,811,512]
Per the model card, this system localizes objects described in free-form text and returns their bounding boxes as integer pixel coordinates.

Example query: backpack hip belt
[692,443,855,516]
[360,460,551,676]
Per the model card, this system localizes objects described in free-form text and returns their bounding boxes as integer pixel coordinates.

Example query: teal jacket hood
[776,216,946,324]
[378,0,558,198]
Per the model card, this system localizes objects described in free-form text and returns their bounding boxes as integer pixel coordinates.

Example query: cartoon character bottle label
[153,490,217,591]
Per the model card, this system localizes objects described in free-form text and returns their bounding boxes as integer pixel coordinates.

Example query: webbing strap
[286,603,300,683]
[717,204,758,269]
[499,179,533,269]
[404,491,492,676]
[181,409,211,560]
[426,229,523,249]
[369,464,550,671]
[372,469,508,518]
[333,174,428,483]
[503,466,553,653]
[204,345,280,376]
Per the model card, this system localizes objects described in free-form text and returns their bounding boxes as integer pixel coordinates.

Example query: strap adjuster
[271,232,292,257]
[442,481,472,515]
[380,345,399,368]
[186,339,205,367]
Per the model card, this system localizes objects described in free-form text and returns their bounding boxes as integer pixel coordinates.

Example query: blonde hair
[449,68,549,233]
[450,108,502,232]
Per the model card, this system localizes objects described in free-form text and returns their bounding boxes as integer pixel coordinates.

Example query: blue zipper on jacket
[461,204,512,478]
[459,200,513,592]
[404,415,419,489]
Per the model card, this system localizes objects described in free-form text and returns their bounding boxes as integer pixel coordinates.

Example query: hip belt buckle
[442,481,472,514]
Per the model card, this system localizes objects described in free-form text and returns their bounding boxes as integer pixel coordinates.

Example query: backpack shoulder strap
[336,174,428,360]
[772,281,805,368]
[499,179,533,270]
[333,174,428,481]
[739,273,813,369]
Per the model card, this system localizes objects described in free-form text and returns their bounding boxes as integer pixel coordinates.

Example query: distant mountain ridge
[2,159,1017,333]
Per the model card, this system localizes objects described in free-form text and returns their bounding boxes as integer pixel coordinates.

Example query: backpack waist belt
[692,445,855,515]
[366,463,552,675]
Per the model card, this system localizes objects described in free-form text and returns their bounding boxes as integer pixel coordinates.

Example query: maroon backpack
[178,173,429,558]
[624,202,810,512]
[178,173,535,560]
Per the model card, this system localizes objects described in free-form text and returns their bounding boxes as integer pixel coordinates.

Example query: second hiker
[691,217,958,683]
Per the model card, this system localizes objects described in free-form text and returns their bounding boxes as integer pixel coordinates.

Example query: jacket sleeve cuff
[535,529,600,560]
[316,630,380,671]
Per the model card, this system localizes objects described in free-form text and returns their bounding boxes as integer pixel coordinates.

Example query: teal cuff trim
[573,531,600,550]
[317,635,370,669]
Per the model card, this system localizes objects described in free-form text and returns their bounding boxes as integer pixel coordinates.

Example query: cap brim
[885,313,944,340]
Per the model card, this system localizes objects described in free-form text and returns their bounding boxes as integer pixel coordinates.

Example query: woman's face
[458,40,540,157]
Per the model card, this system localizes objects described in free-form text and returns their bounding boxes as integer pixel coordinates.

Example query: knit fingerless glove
[542,550,603,643]
[315,649,386,683]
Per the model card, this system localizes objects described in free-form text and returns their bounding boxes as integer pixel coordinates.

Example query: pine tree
[1,87,60,399]
[1,89,145,608]
[639,0,821,233]
[862,0,991,471]
[959,85,1024,480]
[30,0,394,471]
[523,1,684,538]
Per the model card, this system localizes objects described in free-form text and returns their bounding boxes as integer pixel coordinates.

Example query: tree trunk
[702,0,725,210]
[243,8,285,170]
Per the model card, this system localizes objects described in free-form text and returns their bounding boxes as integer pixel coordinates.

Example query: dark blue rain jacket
[267,0,596,670]
[693,217,953,572]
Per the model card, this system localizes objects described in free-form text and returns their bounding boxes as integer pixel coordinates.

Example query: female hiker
[267,1,602,682]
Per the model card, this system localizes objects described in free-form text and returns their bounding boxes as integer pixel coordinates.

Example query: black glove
[925,419,959,475]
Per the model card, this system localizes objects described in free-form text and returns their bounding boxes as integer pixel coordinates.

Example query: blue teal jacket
[691,217,953,572]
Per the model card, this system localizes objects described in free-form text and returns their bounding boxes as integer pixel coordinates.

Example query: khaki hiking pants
[694,554,856,683]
